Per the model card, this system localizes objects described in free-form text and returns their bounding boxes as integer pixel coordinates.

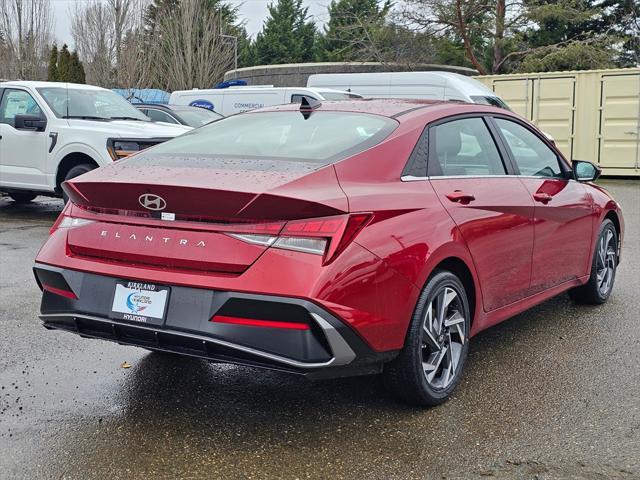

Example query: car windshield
[37,87,149,121]
[143,111,396,165]
[174,107,222,127]
[320,92,363,100]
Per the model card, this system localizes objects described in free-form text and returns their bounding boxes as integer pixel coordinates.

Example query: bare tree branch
[0,0,52,80]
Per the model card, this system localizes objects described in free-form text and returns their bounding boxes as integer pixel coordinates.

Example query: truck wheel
[62,164,95,204]
[9,192,37,203]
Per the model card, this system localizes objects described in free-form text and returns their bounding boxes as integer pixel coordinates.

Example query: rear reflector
[42,284,78,300]
[211,315,310,330]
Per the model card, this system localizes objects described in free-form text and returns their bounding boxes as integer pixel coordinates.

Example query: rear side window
[429,118,506,176]
[146,109,178,124]
[495,118,563,178]
[144,111,397,165]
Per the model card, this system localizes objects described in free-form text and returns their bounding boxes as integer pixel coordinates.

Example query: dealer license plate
[111,281,170,325]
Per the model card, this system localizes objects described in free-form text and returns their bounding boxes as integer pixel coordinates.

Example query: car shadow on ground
[32,291,616,479]
[0,197,63,224]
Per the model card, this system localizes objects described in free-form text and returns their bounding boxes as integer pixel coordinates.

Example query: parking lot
[0,179,638,480]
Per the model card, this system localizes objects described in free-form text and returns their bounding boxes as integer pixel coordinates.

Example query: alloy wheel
[596,228,616,296]
[421,286,467,390]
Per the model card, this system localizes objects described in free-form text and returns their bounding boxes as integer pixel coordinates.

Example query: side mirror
[14,114,47,132]
[572,160,601,182]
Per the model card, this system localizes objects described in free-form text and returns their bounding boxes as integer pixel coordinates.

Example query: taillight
[211,315,310,330]
[49,209,95,235]
[42,284,78,300]
[57,217,95,229]
[226,213,371,264]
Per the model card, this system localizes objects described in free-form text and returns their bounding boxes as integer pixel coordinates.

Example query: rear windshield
[144,111,396,165]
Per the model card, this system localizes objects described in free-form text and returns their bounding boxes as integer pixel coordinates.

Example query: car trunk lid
[61,156,348,273]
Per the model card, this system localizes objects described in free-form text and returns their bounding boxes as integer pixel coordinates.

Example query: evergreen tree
[516,0,636,72]
[47,44,59,81]
[595,0,639,66]
[318,0,391,61]
[57,44,73,81]
[237,27,256,68]
[252,0,317,65]
[70,51,86,83]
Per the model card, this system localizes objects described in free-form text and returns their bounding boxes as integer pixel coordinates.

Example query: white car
[0,81,191,203]
[169,86,362,117]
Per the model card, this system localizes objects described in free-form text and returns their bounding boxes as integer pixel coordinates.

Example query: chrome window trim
[428,174,513,179]
[401,174,572,181]
[400,175,429,182]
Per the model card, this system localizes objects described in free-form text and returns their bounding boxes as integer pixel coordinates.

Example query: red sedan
[34,99,624,406]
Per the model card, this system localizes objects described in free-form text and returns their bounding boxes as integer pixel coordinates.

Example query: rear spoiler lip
[62,180,90,205]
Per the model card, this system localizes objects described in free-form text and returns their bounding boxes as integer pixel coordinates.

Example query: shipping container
[475,68,640,176]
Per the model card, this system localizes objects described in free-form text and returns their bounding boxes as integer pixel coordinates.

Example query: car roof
[135,103,172,109]
[136,103,212,112]
[0,80,106,91]
[171,86,355,95]
[255,98,466,118]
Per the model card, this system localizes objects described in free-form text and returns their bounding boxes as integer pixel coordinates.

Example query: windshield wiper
[109,116,147,121]
[63,115,110,121]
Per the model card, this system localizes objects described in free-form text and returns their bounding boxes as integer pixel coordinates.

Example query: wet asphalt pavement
[0,179,638,480]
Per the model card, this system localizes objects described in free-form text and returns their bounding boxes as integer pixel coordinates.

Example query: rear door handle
[446,191,475,204]
[533,192,553,204]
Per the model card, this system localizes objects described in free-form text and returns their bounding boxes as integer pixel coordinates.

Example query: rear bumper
[34,263,396,379]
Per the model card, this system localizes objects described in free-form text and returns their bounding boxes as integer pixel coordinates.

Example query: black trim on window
[401,126,429,177]
[484,116,519,174]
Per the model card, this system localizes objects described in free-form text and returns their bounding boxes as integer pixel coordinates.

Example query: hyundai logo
[138,193,166,211]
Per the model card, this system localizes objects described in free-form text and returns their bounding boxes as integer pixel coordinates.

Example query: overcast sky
[51,0,330,47]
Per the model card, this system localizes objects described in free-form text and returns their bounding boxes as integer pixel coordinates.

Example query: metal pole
[220,34,238,79]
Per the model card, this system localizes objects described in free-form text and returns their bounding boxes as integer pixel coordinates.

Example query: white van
[307,71,510,109]
[169,86,362,116]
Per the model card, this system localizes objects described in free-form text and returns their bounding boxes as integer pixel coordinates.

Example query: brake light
[42,284,78,300]
[225,213,371,264]
[211,315,310,330]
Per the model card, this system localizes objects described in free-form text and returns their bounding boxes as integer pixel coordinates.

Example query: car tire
[62,164,95,203]
[569,219,618,305]
[8,192,37,203]
[383,270,471,406]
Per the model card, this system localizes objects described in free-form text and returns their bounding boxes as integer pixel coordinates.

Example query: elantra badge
[139,193,166,211]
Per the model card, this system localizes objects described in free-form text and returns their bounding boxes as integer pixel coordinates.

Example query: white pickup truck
[0,81,191,203]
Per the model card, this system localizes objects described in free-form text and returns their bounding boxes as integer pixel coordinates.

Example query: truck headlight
[107,139,143,160]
